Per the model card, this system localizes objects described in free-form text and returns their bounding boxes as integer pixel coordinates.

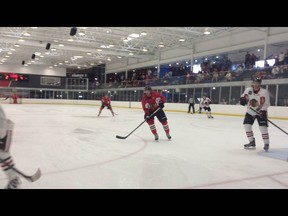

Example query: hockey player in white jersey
[0,105,20,189]
[240,77,270,151]
[201,95,213,118]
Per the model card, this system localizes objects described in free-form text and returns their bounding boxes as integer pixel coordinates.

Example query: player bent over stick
[98,94,115,117]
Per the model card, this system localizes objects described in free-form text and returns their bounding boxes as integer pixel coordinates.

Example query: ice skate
[264,144,269,152]
[166,133,171,140]
[5,177,21,189]
[244,138,256,149]
[154,134,159,141]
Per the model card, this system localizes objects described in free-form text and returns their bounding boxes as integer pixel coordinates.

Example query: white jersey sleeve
[0,105,8,139]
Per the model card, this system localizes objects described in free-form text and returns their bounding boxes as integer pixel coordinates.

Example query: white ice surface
[0,103,288,189]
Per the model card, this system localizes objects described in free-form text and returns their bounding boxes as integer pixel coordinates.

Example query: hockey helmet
[144,86,152,91]
[253,77,262,84]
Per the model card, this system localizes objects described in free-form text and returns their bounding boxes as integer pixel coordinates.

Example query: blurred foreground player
[0,105,20,189]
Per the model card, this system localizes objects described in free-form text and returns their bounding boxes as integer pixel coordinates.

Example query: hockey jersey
[241,87,270,116]
[101,96,111,106]
[201,97,211,108]
[141,91,166,115]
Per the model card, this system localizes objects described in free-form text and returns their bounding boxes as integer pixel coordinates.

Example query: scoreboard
[0,73,29,82]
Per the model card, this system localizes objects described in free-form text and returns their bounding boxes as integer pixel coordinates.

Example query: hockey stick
[0,158,41,182]
[116,107,161,140]
[13,167,41,182]
[191,108,200,114]
[0,96,9,101]
[250,107,288,135]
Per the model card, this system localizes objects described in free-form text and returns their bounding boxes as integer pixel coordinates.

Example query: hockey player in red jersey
[240,77,270,151]
[141,86,171,140]
[0,105,20,189]
[98,94,115,117]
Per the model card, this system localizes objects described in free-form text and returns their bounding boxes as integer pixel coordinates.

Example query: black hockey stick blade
[116,135,127,139]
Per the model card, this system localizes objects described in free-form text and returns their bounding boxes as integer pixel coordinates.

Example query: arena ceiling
[0,27,237,69]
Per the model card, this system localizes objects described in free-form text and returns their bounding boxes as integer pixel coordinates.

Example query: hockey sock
[244,124,254,142]
[259,126,269,145]
[161,121,170,134]
[0,151,17,181]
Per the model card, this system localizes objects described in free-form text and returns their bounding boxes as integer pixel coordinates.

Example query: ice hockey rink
[0,103,288,189]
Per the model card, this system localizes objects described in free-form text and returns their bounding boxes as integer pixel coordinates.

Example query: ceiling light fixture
[78,31,85,36]
[23,32,31,36]
[158,42,165,48]
[46,43,51,50]
[204,28,211,35]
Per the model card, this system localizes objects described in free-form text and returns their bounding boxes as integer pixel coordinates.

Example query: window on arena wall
[179,88,187,103]
[40,76,61,86]
[267,85,276,106]
[203,87,210,98]
[118,90,124,101]
[195,88,202,102]
[278,84,288,106]
[220,87,230,105]
[230,86,242,105]
[187,88,195,103]
[211,87,220,104]
[162,89,172,103]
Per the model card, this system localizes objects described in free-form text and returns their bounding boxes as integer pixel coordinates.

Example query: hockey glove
[159,102,164,109]
[259,110,267,119]
[239,97,247,106]
[144,114,150,122]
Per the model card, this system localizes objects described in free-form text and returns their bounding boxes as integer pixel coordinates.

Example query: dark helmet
[144,86,152,91]
[253,77,262,84]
